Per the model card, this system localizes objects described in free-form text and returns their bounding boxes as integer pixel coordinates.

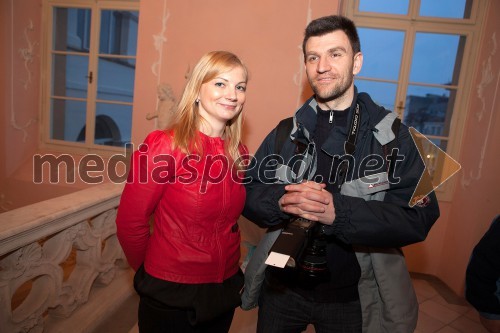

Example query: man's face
[304,30,362,109]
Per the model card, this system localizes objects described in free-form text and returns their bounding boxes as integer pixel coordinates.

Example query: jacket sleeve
[242,128,289,227]
[327,124,440,248]
[466,216,500,314]
[115,130,173,270]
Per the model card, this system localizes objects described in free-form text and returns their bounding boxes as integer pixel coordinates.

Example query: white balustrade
[0,183,133,333]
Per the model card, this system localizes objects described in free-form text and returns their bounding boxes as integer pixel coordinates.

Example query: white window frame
[342,0,489,201]
[40,0,139,156]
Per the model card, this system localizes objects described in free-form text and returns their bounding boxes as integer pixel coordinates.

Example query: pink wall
[0,1,8,193]
[435,0,500,293]
[132,0,338,152]
[1,0,499,295]
[1,0,42,211]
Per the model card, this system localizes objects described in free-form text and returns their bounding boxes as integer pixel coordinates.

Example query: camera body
[268,217,330,284]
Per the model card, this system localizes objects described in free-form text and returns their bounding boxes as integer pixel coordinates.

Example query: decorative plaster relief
[461,33,499,188]
[10,5,37,142]
[476,33,497,122]
[151,0,170,78]
[19,20,37,90]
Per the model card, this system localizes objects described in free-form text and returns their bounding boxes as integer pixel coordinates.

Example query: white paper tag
[265,251,290,268]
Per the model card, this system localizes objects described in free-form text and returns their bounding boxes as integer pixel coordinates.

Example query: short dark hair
[302,15,361,58]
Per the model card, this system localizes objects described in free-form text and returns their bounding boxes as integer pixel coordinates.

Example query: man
[466,215,500,333]
[242,15,440,333]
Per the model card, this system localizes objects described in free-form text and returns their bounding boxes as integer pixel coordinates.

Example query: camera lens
[298,225,330,284]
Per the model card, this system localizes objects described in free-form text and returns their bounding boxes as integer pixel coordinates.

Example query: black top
[314,106,349,193]
[268,106,361,303]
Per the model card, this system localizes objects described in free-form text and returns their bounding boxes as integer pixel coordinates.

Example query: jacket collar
[291,86,391,156]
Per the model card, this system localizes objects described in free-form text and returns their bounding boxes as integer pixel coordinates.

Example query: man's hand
[279,181,335,224]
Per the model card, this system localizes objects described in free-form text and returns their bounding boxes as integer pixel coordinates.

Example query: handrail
[0,183,123,256]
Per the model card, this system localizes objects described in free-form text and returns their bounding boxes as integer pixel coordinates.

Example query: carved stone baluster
[0,242,60,333]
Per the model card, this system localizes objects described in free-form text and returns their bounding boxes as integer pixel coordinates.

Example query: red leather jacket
[116,130,247,283]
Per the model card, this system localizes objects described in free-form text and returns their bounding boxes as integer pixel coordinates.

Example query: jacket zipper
[216,170,228,281]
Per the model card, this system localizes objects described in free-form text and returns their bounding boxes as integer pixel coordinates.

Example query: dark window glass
[50,99,87,142]
[53,7,91,53]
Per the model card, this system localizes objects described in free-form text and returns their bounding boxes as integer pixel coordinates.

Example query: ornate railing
[0,183,134,333]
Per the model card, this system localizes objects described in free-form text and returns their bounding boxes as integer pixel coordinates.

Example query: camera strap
[274,117,294,154]
[336,104,360,188]
[344,103,360,156]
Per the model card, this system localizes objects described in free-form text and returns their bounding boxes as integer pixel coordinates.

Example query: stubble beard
[310,74,354,106]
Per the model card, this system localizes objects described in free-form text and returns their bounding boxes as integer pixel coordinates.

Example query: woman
[116,51,249,333]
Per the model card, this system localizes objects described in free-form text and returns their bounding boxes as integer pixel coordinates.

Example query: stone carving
[146,83,176,129]
[0,208,126,332]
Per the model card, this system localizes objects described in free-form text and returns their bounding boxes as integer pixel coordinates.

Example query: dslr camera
[269,217,330,284]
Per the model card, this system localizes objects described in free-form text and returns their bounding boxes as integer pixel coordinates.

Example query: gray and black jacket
[242,88,440,333]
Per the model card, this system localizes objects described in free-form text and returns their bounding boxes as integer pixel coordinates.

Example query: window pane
[50,99,87,142]
[53,7,90,53]
[419,0,472,19]
[410,33,463,86]
[99,10,139,56]
[97,57,135,102]
[404,86,454,137]
[355,80,398,112]
[359,0,409,15]
[358,28,404,81]
[94,103,132,146]
[47,4,139,150]
[52,54,89,98]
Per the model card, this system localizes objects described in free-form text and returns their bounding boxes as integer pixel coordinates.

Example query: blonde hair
[169,51,248,168]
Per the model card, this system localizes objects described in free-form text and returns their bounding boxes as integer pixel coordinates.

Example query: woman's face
[197,66,247,129]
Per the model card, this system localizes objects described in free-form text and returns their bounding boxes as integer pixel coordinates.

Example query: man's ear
[353,52,363,75]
